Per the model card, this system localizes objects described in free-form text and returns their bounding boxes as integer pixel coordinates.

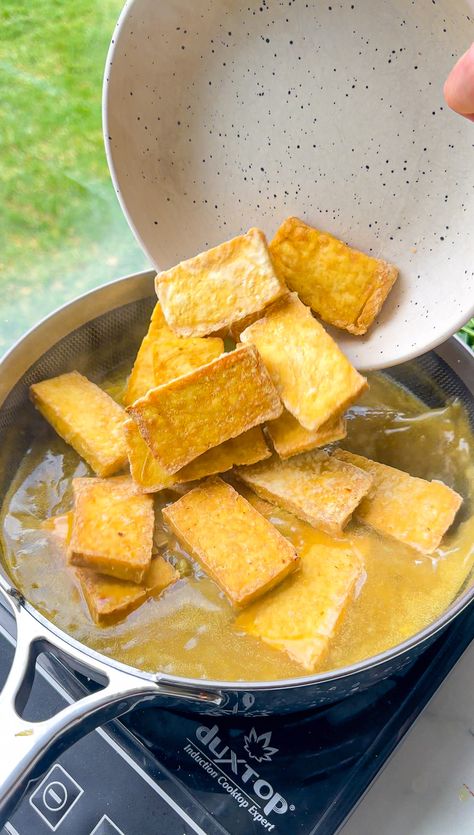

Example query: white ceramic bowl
[103,0,474,370]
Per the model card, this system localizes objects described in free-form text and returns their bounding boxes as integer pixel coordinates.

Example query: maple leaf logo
[243,727,278,763]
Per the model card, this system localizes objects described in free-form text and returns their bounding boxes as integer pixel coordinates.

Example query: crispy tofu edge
[76,569,147,626]
[349,260,399,335]
[162,476,300,607]
[266,414,347,459]
[123,302,164,406]
[124,418,175,493]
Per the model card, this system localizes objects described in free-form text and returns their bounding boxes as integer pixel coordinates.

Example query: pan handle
[0,585,222,824]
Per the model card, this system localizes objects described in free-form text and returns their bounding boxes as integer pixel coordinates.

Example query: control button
[89,815,125,835]
[29,764,83,831]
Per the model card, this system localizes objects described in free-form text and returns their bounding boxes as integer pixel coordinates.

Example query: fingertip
[444,42,474,116]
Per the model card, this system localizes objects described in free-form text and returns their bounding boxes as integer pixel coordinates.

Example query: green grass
[0,0,147,351]
[459,318,474,349]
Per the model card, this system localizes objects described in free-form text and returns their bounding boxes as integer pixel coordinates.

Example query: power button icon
[29,764,83,830]
[43,781,68,812]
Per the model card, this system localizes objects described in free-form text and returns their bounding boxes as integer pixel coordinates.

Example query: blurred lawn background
[0,1,472,354]
[0,0,147,352]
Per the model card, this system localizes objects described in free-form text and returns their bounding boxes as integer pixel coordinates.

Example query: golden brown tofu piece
[123,307,160,406]
[162,477,299,607]
[68,477,154,582]
[240,294,367,431]
[236,540,363,670]
[127,345,282,474]
[179,426,271,481]
[30,371,128,478]
[235,450,373,535]
[124,303,224,405]
[125,418,270,493]
[155,228,286,337]
[152,331,224,386]
[269,217,398,335]
[333,450,463,554]
[41,513,177,626]
[76,556,178,627]
[267,410,347,459]
[124,419,175,493]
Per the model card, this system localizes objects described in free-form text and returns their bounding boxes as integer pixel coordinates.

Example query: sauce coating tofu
[41,512,73,542]
[124,419,175,492]
[124,419,270,492]
[41,513,177,626]
[269,217,398,335]
[76,557,178,626]
[30,371,128,477]
[236,540,363,670]
[240,294,367,431]
[162,477,300,607]
[267,410,347,459]
[127,344,282,474]
[155,228,286,337]
[333,450,463,554]
[68,477,154,582]
[124,303,224,405]
[235,450,373,535]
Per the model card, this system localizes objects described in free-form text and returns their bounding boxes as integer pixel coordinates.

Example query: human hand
[444,42,474,121]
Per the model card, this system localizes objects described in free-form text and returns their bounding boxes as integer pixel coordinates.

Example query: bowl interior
[104,0,474,370]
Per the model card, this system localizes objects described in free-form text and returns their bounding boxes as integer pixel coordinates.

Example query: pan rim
[0,271,472,693]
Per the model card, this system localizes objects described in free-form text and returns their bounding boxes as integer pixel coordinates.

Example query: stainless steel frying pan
[0,271,473,823]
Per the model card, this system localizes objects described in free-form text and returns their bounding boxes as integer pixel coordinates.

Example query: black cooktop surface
[2,598,474,835]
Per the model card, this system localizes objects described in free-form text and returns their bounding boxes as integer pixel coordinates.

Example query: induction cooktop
[1,597,474,835]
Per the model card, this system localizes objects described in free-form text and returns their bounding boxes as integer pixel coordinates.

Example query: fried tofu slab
[162,477,299,607]
[178,426,270,482]
[42,513,178,626]
[155,228,286,337]
[124,302,224,405]
[124,419,270,492]
[269,217,398,335]
[125,419,174,492]
[127,344,282,474]
[30,371,128,477]
[68,477,154,582]
[240,294,367,431]
[124,303,163,406]
[235,450,373,535]
[77,557,178,626]
[267,410,347,459]
[334,450,463,553]
[236,540,363,670]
